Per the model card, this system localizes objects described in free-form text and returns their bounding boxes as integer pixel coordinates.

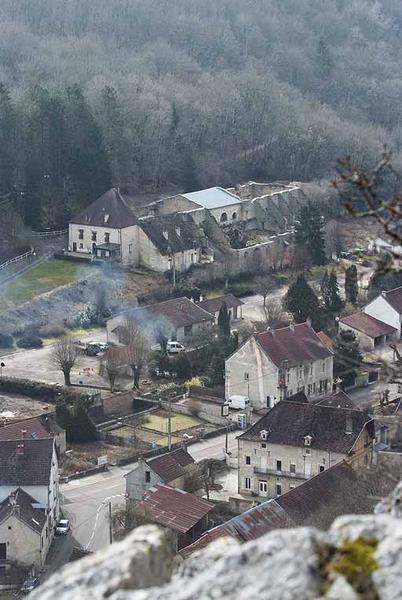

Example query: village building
[68,188,209,272]
[125,447,194,502]
[0,488,50,572]
[106,296,214,345]
[0,414,66,455]
[339,312,397,351]
[138,483,213,550]
[237,399,374,499]
[196,294,244,322]
[225,322,333,410]
[363,286,402,338]
[0,438,59,572]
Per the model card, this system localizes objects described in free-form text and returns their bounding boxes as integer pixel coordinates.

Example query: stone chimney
[306,317,312,328]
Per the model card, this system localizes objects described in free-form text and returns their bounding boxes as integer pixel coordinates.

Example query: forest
[0,0,402,228]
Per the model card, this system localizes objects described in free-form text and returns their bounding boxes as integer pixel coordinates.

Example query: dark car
[21,576,40,594]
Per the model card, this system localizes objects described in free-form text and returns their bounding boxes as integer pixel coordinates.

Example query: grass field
[0,259,91,308]
[116,426,182,447]
[144,412,201,433]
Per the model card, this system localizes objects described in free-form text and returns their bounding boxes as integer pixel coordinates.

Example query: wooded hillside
[0,0,401,227]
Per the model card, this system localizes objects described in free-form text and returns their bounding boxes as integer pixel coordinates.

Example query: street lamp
[0,362,5,377]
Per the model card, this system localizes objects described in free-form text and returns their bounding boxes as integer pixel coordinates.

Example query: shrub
[0,333,14,348]
[38,323,66,338]
[16,334,43,349]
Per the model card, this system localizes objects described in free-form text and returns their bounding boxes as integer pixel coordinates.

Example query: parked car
[167,341,185,354]
[227,395,251,410]
[55,519,70,535]
[85,341,109,356]
[21,576,40,594]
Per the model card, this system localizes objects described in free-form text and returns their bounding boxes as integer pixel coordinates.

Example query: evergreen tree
[345,264,359,304]
[0,83,17,195]
[217,302,231,338]
[320,269,330,308]
[333,330,362,388]
[283,273,324,330]
[174,352,192,380]
[316,37,333,78]
[327,270,343,312]
[295,202,326,266]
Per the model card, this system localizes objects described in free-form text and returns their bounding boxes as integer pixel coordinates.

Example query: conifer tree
[283,273,324,330]
[217,302,231,338]
[295,202,326,266]
[333,330,362,388]
[328,270,343,312]
[345,264,359,304]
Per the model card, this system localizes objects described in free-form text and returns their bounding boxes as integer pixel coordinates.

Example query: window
[346,416,353,434]
[308,383,312,395]
[91,231,97,241]
[276,483,282,496]
[276,460,282,472]
[220,212,228,222]
[78,229,84,240]
[7,525,11,530]
[128,243,133,254]
[245,456,251,465]
[184,324,193,335]
[232,212,237,220]
[286,370,290,384]
[245,477,251,489]
[145,471,151,483]
[304,435,312,446]
[289,484,295,490]
[290,463,296,474]
[298,365,303,378]
[244,372,249,381]
[261,443,267,449]
[319,379,328,394]
[319,465,325,472]
[305,447,311,455]
[104,232,110,243]
[0,543,6,560]
[309,363,313,376]
[259,480,268,494]
[322,360,326,372]
[79,243,83,249]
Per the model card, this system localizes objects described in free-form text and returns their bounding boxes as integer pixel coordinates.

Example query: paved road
[61,431,238,552]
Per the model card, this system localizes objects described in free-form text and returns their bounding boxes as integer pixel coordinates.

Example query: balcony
[253,466,309,479]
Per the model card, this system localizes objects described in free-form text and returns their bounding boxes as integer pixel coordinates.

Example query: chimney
[21,430,27,439]
[346,415,353,434]
[306,317,312,328]
[381,290,387,298]
[289,322,295,332]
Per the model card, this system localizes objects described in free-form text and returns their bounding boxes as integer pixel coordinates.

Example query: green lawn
[0,259,92,309]
[144,412,201,433]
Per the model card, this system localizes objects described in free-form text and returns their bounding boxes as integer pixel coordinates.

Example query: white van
[227,395,251,410]
[167,341,185,354]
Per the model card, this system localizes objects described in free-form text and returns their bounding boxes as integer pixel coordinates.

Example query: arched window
[220,212,228,222]
[232,212,237,220]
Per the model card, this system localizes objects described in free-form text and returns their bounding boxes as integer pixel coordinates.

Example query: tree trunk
[63,370,71,386]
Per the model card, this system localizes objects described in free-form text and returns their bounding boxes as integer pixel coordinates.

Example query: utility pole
[167,396,172,451]
[108,501,113,545]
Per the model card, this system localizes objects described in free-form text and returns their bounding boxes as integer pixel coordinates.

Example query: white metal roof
[182,187,241,209]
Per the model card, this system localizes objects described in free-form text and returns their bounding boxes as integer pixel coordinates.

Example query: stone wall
[31,482,402,600]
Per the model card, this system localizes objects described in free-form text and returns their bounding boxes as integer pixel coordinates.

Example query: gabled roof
[0,418,51,443]
[181,187,241,209]
[340,312,396,338]
[196,294,244,315]
[71,188,139,228]
[255,322,332,368]
[316,390,360,410]
[140,484,213,533]
[146,447,194,483]
[317,331,334,350]
[112,297,214,331]
[0,488,46,534]
[376,287,402,314]
[0,438,54,486]
[237,400,372,454]
[181,461,375,557]
[138,213,204,256]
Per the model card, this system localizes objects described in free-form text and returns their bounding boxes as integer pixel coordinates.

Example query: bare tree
[121,320,149,389]
[52,336,77,386]
[254,275,275,306]
[112,502,153,540]
[264,298,285,326]
[103,347,123,391]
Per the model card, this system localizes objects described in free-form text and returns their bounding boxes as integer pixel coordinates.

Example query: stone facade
[125,459,186,502]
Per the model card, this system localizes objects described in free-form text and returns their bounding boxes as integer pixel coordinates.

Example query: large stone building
[225,322,333,410]
[237,398,374,499]
[68,188,210,272]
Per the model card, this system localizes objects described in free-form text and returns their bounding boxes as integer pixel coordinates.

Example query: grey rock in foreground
[32,505,402,599]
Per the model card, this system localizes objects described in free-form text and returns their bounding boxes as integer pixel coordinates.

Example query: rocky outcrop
[33,486,402,600]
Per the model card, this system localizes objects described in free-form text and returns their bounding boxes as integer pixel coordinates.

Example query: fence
[0,248,34,271]
[31,228,68,237]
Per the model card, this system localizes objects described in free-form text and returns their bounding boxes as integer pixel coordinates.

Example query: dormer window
[346,416,353,434]
[304,435,312,446]
[104,213,110,224]
[175,227,181,237]
[163,231,169,240]
[260,429,268,441]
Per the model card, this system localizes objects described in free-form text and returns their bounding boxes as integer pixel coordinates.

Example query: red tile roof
[340,312,396,338]
[140,484,213,533]
[255,322,332,367]
[317,331,334,350]
[0,418,51,443]
[146,448,194,483]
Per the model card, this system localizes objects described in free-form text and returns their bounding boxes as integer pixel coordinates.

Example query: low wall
[160,400,228,426]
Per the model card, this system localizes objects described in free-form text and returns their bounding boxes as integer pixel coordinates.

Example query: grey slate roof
[237,400,373,454]
[0,488,46,533]
[0,438,54,486]
[71,188,139,228]
[316,391,360,410]
[182,187,241,209]
[138,213,204,256]
[196,294,244,315]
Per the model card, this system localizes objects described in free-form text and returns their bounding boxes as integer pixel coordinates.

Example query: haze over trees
[0,0,401,228]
